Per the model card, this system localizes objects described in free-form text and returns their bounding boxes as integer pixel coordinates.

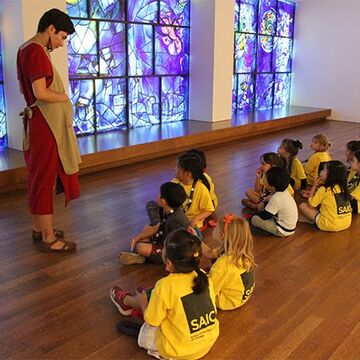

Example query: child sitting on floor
[251,167,298,237]
[348,150,360,214]
[278,138,307,191]
[345,140,360,178]
[299,161,352,231]
[110,230,219,360]
[119,182,190,265]
[304,133,332,186]
[242,152,293,210]
[202,214,256,310]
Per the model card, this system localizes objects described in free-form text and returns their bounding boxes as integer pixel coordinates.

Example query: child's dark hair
[353,150,360,162]
[160,182,187,209]
[261,152,287,169]
[37,8,75,34]
[165,229,208,294]
[184,149,207,171]
[177,152,210,191]
[281,139,303,157]
[346,140,360,153]
[265,167,290,192]
[320,161,351,201]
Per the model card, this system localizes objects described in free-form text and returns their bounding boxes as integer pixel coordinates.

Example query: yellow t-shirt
[144,272,219,360]
[290,157,307,190]
[204,172,218,209]
[209,255,255,310]
[304,151,331,185]
[348,172,360,214]
[172,179,215,228]
[287,184,294,197]
[309,185,352,231]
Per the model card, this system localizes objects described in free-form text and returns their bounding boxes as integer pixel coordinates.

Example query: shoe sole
[109,288,133,316]
[119,252,146,265]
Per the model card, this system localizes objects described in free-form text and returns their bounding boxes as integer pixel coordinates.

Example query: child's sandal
[40,238,76,253]
[32,229,64,242]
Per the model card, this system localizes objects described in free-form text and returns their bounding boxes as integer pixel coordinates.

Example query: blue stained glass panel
[277,0,295,37]
[237,74,255,111]
[239,0,258,33]
[274,73,290,106]
[155,26,189,75]
[257,35,273,72]
[258,0,277,36]
[0,84,7,150]
[272,37,292,72]
[235,33,256,73]
[68,20,98,76]
[255,73,274,109]
[89,0,125,20]
[95,78,126,131]
[128,0,158,23]
[0,39,3,83]
[232,75,238,112]
[99,21,126,76]
[160,0,190,27]
[129,77,160,127]
[66,0,88,18]
[128,24,153,76]
[235,1,240,31]
[69,80,95,135]
[161,76,188,122]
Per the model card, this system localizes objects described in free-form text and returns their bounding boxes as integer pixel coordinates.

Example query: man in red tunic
[17,9,81,252]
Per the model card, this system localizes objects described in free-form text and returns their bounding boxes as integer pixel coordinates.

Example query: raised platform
[0,106,331,193]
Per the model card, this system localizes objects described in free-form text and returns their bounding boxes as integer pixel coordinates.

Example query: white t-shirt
[265,191,298,235]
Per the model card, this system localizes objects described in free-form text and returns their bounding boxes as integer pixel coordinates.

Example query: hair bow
[223,214,236,234]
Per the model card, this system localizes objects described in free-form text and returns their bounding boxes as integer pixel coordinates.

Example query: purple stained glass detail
[272,37,292,72]
[95,78,127,131]
[0,84,7,150]
[237,74,255,111]
[128,24,153,76]
[99,21,126,76]
[274,73,290,106]
[161,76,188,122]
[66,0,88,18]
[69,80,95,135]
[257,35,273,72]
[235,1,240,31]
[68,20,98,76]
[128,0,158,23]
[0,38,3,83]
[232,75,238,112]
[160,0,190,27]
[258,0,277,36]
[277,0,295,38]
[255,74,274,109]
[239,0,258,33]
[155,26,189,75]
[129,77,160,127]
[89,0,125,20]
[235,33,256,73]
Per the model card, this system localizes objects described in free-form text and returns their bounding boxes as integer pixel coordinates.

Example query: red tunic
[17,43,79,215]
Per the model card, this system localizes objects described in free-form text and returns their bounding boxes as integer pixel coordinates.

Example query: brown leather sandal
[32,229,64,242]
[40,238,76,253]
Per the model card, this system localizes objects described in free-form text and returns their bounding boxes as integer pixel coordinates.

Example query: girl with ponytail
[173,152,215,229]
[110,229,219,359]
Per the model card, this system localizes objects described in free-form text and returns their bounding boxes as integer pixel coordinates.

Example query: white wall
[291,0,360,123]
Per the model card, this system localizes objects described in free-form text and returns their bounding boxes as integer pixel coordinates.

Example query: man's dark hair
[37,8,75,34]
[265,167,290,192]
[160,182,187,209]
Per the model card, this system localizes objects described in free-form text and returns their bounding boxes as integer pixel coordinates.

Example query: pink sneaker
[110,286,132,316]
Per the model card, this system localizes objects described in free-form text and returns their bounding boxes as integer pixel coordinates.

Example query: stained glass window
[0,34,7,150]
[233,0,295,112]
[66,0,190,135]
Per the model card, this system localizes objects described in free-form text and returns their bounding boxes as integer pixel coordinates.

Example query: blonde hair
[215,215,256,272]
[313,133,331,151]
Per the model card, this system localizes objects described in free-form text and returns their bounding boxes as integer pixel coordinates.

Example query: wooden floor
[0,120,360,359]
